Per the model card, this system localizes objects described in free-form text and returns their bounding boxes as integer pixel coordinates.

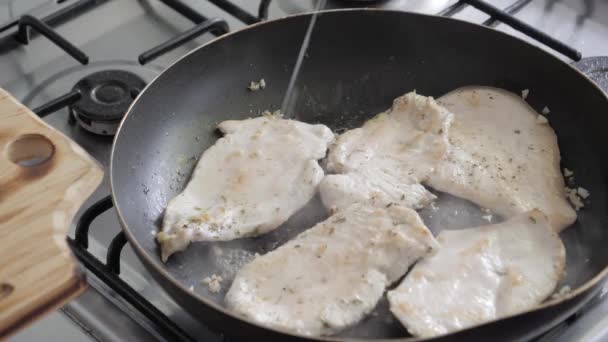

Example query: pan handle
[0,89,103,339]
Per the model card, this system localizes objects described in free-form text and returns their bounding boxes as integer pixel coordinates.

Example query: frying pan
[111,9,608,341]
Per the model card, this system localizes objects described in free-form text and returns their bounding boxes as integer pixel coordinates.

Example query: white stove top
[2,1,608,341]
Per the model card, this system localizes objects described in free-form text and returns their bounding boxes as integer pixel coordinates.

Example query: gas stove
[3,1,608,341]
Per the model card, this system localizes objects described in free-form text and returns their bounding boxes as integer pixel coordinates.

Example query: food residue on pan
[550,285,572,300]
[536,115,548,124]
[248,78,266,91]
[202,274,224,293]
[521,89,530,99]
[542,106,551,115]
[261,109,282,118]
[577,187,590,199]
[565,187,585,211]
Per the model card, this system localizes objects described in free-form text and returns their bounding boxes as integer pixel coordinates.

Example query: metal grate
[0,0,100,64]
[137,0,229,65]
[16,0,273,118]
[68,195,198,342]
[458,0,581,60]
[438,0,580,60]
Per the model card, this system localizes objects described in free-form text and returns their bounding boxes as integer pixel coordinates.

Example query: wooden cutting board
[0,89,103,339]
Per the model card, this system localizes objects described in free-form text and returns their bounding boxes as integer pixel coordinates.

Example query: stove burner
[572,57,608,94]
[70,70,146,135]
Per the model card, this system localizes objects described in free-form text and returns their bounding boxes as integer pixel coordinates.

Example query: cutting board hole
[5,134,55,167]
[0,283,14,300]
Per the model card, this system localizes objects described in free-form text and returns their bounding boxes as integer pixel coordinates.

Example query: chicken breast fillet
[428,86,576,231]
[320,92,453,212]
[388,210,565,338]
[157,116,334,261]
[225,204,438,336]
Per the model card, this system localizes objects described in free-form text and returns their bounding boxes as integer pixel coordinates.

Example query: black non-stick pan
[111,9,608,341]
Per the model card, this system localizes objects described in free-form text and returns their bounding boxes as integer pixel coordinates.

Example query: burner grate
[26,0,272,119]
[138,0,229,65]
[68,196,198,342]
[138,16,228,65]
[137,0,270,64]
[459,0,582,60]
[0,0,101,64]
[482,0,531,26]
[438,0,580,60]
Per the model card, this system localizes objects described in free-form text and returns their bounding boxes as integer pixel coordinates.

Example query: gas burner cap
[70,70,146,135]
[572,57,608,94]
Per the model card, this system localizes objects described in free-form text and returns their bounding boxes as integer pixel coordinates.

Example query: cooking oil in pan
[281,0,327,118]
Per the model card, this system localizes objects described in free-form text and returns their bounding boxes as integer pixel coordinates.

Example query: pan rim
[110,8,608,341]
